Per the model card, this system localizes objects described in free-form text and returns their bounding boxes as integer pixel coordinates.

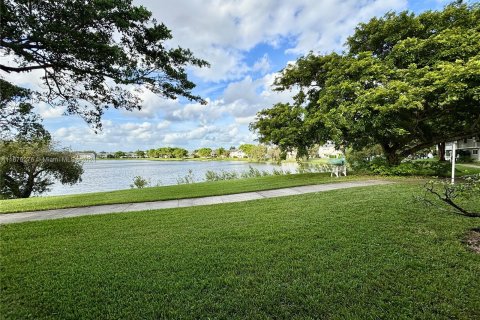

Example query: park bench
[328,158,347,177]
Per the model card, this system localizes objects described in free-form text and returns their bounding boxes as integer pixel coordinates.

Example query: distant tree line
[100,144,288,161]
[146,147,189,159]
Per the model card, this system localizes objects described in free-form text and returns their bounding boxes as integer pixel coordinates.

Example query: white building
[286,150,297,160]
[124,152,141,159]
[318,141,343,158]
[75,152,96,160]
[98,151,116,158]
[229,149,246,158]
[445,137,480,161]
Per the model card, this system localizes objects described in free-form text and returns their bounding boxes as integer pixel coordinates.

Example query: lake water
[47,160,299,196]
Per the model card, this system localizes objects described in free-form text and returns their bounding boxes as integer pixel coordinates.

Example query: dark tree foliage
[0,140,83,198]
[0,79,50,141]
[251,2,480,164]
[0,0,209,128]
[249,102,318,157]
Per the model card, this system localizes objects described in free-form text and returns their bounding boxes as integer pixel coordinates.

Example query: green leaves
[0,0,209,128]
[0,79,50,141]
[252,1,480,165]
[250,103,318,157]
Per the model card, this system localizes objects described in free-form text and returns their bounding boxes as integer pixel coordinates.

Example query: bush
[205,166,292,181]
[369,160,450,176]
[205,170,239,181]
[345,145,384,172]
[176,170,195,184]
[130,176,149,189]
[349,155,450,177]
[458,150,473,163]
[296,162,332,174]
[240,166,264,178]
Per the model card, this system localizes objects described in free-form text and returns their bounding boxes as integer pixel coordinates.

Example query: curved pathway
[0,180,392,224]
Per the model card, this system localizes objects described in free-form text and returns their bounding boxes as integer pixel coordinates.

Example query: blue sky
[6,0,452,151]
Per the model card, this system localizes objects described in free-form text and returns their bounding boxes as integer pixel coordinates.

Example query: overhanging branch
[0,64,52,73]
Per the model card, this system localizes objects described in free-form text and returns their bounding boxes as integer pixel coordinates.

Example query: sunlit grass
[1,183,479,319]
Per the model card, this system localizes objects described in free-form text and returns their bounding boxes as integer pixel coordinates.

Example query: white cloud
[35,103,66,119]
[223,76,258,104]
[191,47,250,82]
[6,0,415,151]
[135,0,407,81]
[0,54,44,90]
[252,54,271,74]
[163,72,295,125]
[50,70,294,151]
[156,120,171,129]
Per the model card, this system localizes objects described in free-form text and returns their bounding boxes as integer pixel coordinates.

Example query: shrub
[345,145,384,172]
[130,176,149,189]
[205,170,239,181]
[240,166,263,178]
[368,160,450,176]
[296,162,332,174]
[458,150,473,163]
[176,169,195,184]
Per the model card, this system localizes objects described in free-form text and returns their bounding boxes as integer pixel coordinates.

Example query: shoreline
[92,157,302,164]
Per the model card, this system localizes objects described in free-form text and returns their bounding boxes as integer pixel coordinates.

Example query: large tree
[0,140,83,198]
[196,148,213,158]
[251,2,480,165]
[0,0,208,129]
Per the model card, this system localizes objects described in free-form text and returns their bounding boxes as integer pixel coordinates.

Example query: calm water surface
[47,160,299,196]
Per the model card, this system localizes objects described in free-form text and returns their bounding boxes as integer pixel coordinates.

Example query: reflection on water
[47,160,299,196]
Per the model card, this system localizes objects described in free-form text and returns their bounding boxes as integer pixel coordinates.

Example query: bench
[328,158,347,177]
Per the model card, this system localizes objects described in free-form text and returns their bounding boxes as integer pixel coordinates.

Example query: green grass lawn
[456,163,480,175]
[1,183,479,319]
[0,173,365,214]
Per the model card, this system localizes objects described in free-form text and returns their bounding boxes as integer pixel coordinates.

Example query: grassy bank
[0,173,364,214]
[1,183,478,319]
[1,162,477,214]
[457,163,480,173]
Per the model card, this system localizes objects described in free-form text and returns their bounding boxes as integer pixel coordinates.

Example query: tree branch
[0,64,53,73]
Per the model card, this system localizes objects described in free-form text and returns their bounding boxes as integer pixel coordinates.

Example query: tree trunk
[20,174,35,198]
[20,188,33,198]
[437,142,446,162]
[385,152,402,166]
[382,144,402,166]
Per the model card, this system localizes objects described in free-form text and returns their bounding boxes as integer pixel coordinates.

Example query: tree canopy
[0,0,209,128]
[146,147,188,158]
[251,1,480,165]
[196,148,213,158]
[0,79,50,141]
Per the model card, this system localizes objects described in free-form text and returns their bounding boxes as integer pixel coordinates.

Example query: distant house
[318,142,343,158]
[229,149,246,158]
[286,150,297,160]
[75,152,96,160]
[125,152,140,159]
[97,151,112,159]
[445,137,480,161]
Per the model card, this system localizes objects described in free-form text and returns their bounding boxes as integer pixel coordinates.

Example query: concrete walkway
[0,180,392,224]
